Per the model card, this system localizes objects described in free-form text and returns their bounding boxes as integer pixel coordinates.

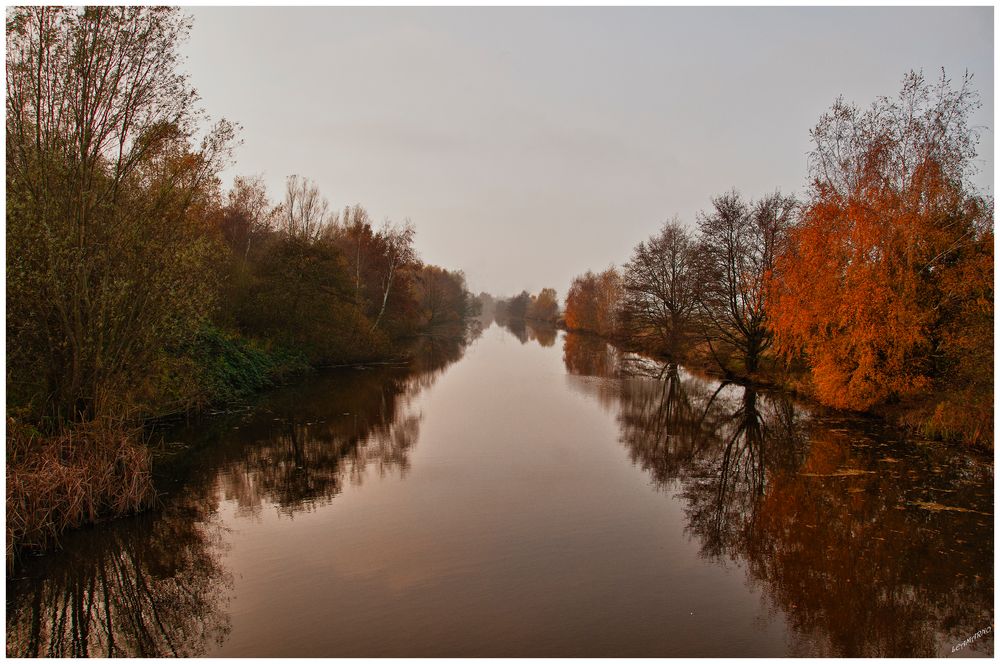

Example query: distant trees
[527,288,560,323]
[494,288,560,324]
[495,291,530,321]
[567,189,795,377]
[567,190,795,376]
[217,177,477,361]
[621,218,698,358]
[564,268,621,336]
[694,190,796,374]
[412,265,476,328]
[769,71,993,441]
[474,292,497,321]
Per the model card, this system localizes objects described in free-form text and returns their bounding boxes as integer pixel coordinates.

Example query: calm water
[6,322,994,657]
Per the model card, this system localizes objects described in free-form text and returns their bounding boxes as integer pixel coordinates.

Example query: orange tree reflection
[564,331,994,657]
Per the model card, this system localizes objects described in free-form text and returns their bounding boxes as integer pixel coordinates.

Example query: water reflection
[7,331,476,657]
[171,331,477,518]
[563,330,622,377]
[495,318,557,347]
[6,485,231,657]
[6,326,991,658]
[564,331,994,657]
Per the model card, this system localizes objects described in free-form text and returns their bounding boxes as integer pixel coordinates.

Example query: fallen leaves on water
[910,501,992,516]
[799,469,876,477]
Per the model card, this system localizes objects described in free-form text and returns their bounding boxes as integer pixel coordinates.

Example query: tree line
[491,288,561,325]
[6,7,478,554]
[563,71,993,447]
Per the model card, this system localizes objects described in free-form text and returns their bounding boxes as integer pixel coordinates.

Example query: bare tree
[695,190,796,374]
[279,174,332,241]
[622,217,698,358]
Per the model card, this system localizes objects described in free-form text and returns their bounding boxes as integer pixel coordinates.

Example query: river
[6,321,994,657]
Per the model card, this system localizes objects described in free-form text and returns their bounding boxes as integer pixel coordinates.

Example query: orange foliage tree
[770,71,993,431]
[564,268,622,336]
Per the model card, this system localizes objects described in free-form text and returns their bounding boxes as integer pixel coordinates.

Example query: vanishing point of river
[7,322,994,657]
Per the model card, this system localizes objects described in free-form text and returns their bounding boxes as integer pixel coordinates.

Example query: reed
[6,418,156,564]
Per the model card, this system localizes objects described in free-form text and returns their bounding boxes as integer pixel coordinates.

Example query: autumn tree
[6,6,235,421]
[564,268,622,336]
[327,208,418,337]
[475,292,497,322]
[236,237,358,361]
[412,265,475,328]
[770,71,993,442]
[369,221,417,333]
[564,273,594,331]
[527,288,560,323]
[621,218,698,358]
[695,190,796,374]
[218,175,278,261]
[497,291,531,321]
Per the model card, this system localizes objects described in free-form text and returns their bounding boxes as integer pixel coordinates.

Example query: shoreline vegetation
[554,72,992,452]
[6,7,481,559]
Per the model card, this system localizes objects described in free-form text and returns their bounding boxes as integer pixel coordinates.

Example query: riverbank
[559,322,993,455]
[6,321,480,563]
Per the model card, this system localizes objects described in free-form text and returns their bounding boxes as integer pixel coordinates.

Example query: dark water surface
[6,323,994,657]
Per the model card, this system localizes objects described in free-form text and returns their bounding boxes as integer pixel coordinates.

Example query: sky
[181,7,993,297]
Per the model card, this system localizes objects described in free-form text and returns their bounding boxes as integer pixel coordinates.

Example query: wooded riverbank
[559,72,993,450]
[6,7,481,559]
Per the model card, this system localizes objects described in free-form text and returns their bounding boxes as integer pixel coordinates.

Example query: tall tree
[280,174,332,242]
[622,218,698,358]
[695,190,796,374]
[369,221,417,333]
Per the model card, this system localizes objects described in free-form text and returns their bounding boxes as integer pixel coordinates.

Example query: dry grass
[6,418,156,564]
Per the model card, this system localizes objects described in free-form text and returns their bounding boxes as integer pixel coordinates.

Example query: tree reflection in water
[7,331,477,657]
[6,485,232,657]
[171,331,477,518]
[563,331,994,657]
[562,331,623,379]
[496,318,557,347]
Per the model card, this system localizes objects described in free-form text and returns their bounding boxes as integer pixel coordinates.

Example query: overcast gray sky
[182,7,993,297]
